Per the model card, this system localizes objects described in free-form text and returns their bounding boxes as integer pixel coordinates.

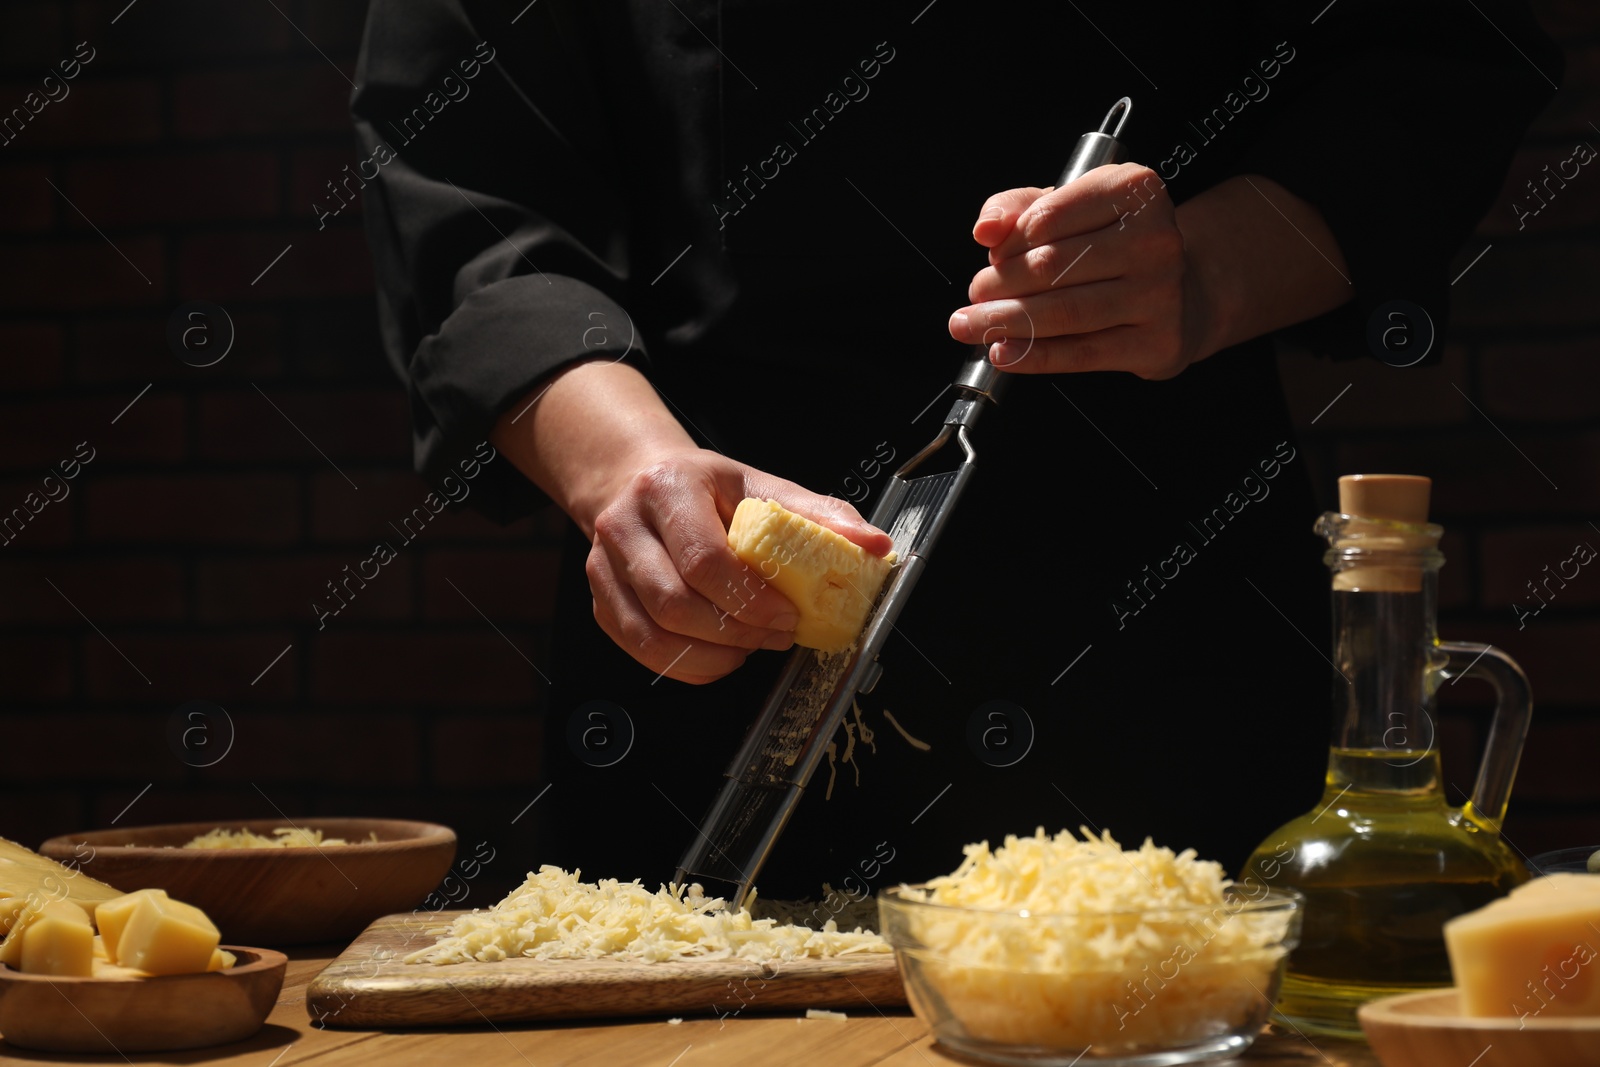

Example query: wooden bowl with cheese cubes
[0,888,286,1052]
[1360,989,1600,1067]
[1359,872,1600,1067]
[40,817,457,946]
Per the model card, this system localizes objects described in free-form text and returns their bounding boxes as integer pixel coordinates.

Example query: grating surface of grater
[736,468,958,786]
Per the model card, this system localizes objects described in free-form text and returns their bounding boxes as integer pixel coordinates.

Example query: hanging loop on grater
[673,99,1133,910]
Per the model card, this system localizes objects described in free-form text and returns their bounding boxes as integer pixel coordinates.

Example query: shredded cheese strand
[881,708,931,752]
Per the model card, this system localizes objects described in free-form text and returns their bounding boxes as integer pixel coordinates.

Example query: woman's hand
[947,162,1212,380]
[948,166,1355,378]
[585,447,891,684]
[492,360,891,685]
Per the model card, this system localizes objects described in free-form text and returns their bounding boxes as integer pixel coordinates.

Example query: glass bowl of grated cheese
[879,828,1303,1066]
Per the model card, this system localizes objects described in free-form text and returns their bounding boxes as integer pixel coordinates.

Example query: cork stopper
[1339,474,1431,524]
[1329,475,1440,593]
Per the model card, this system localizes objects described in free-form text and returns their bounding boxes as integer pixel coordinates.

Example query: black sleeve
[351,0,645,521]
[1228,0,1562,362]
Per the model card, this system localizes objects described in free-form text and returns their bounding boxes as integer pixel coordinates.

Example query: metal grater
[675,99,1134,908]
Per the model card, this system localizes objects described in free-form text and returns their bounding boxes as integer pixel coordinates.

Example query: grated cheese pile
[180,827,376,849]
[896,827,1292,1052]
[403,865,889,965]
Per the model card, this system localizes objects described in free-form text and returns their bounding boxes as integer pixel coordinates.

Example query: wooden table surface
[0,945,1384,1067]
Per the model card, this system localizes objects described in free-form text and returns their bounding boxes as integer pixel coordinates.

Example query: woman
[350,0,1558,897]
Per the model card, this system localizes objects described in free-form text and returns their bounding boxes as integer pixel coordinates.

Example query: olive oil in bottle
[1240,476,1532,1038]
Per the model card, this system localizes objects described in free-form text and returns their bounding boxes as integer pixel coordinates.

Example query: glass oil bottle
[1239,474,1533,1038]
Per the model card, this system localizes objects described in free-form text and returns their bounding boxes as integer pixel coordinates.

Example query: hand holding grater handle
[951,96,1132,412]
[673,98,1132,910]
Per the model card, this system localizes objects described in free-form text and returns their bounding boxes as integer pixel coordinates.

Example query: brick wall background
[0,0,1595,901]
[0,0,566,900]
[1280,0,1600,859]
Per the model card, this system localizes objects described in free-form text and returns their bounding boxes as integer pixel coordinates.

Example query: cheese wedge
[0,835,122,924]
[1445,873,1600,1019]
[726,498,894,653]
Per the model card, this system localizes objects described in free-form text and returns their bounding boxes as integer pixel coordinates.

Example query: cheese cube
[1445,876,1600,1019]
[18,900,94,976]
[206,947,237,971]
[0,899,48,967]
[115,893,220,976]
[0,895,26,936]
[0,923,22,967]
[165,896,220,935]
[95,888,169,964]
[0,902,37,966]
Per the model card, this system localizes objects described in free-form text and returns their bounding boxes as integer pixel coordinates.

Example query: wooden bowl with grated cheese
[40,818,456,947]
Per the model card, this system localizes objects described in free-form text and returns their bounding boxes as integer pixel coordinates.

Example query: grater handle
[954,97,1132,406]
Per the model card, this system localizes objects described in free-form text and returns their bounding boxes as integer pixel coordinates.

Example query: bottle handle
[1439,640,1533,834]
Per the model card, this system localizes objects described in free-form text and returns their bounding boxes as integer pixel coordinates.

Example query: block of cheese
[1444,873,1600,1019]
[18,900,94,977]
[95,888,169,964]
[115,892,221,976]
[207,947,237,972]
[1507,872,1598,902]
[726,497,894,653]
[0,835,122,924]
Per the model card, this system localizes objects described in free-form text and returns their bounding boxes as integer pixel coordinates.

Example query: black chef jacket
[350,0,1559,895]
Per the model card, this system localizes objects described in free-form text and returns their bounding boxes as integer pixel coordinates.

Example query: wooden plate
[40,818,457,945]
[0,946,286,1053]
[1360,988,1600,1067]
[308,910,906,1027]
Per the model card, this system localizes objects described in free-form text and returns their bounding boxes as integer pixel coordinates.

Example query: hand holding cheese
[491,361,891,684]
[586,449,891,682]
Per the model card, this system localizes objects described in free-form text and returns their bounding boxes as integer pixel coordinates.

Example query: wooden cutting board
[306,910,906,1028]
